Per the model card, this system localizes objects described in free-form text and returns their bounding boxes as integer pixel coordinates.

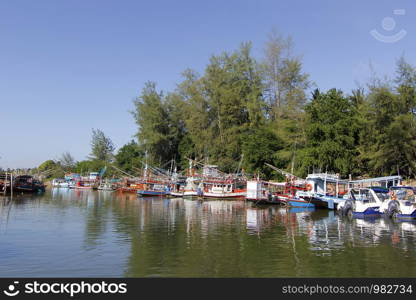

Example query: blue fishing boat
[286,197,315,208]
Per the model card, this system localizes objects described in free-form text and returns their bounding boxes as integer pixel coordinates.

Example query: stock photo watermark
[2,280,128,297]
[370,9,407,43]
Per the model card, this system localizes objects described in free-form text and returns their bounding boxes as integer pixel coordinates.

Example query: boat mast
[144,151,148,179]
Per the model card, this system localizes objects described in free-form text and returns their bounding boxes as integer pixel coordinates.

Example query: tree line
[35,31,416,180]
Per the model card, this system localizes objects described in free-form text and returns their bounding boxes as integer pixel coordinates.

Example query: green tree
[74,160,106,175]
[261,30,311,174]
[115,140,144,174]
[177,69,211,161]
[38,160,58,172]
[359,57,416,177]
[261,30,310,120]
[202,42,265,171]
[299,89,360,176]
[241,126,284,179]
[89,129,115,162]
[37,160,65,179]
[132,82,172,165]
[59,152,76,171]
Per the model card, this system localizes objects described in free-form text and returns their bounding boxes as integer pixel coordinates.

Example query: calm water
[0,189,416,277]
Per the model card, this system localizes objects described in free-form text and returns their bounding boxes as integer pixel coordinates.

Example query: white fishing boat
[296,173,349,210]
[337,187,389,218]
[182,160,201,198]
[183,177,201,198]
[169,168,186,197]
[202,178,246,199]
[51,178,69,188]
[97,182,115,191]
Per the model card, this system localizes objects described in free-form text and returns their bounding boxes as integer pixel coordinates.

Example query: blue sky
[0,0,414,168]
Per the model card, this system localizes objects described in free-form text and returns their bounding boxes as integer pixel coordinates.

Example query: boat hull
[170,191,184,197]
[203,192,246,200]
[287,198,315,208]
[183,191,201,199]
[137,190,169,197]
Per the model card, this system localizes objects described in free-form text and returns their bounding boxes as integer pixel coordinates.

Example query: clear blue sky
[0,0,414,168]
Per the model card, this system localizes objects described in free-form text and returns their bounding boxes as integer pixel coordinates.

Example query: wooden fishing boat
[117,178,144,193]
[202,178,246,199]
[70,180,97,190]
[137,180,170,197]
[286,197,315,208]
[13,175,45,193]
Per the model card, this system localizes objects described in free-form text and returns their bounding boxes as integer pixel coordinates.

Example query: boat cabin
[305,173,349,197]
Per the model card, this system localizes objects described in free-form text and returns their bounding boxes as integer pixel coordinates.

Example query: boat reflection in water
[244,205,416,254]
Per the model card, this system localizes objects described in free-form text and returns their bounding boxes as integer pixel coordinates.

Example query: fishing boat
[182,160,202,199]
[67,172,99,190]
[246,180,289,204]
[246,180,274,203]
[97,181,116,191]
[70,180,97,189]
[296,173,349,210]
[286,196,315,208]
[337,187,389,218]
[170,178,186,197]
[117,178,144,193]
[136,160,171,197]
[13,175,45,193]
[196,164,245,200]
[169,168,186,197]
[202,178,246,199]
[137,180,170,196]
[259,163,311,206]
[52,178,69,188]
[183,177,201,198]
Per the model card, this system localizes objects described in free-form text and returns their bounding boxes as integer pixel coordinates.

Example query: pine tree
[299,89,360,176]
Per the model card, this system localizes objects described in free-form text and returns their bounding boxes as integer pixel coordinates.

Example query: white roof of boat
[306,173,348,182]
[349,175,402,183]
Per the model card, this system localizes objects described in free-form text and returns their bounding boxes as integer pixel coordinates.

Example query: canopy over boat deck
[348,175,402,189]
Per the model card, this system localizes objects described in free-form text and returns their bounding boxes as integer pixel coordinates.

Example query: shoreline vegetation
[2,31,416,182]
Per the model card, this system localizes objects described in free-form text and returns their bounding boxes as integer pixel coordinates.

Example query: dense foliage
[129,36,416,179]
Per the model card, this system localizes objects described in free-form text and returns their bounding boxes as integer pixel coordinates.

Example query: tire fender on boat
[342,200,354,216]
